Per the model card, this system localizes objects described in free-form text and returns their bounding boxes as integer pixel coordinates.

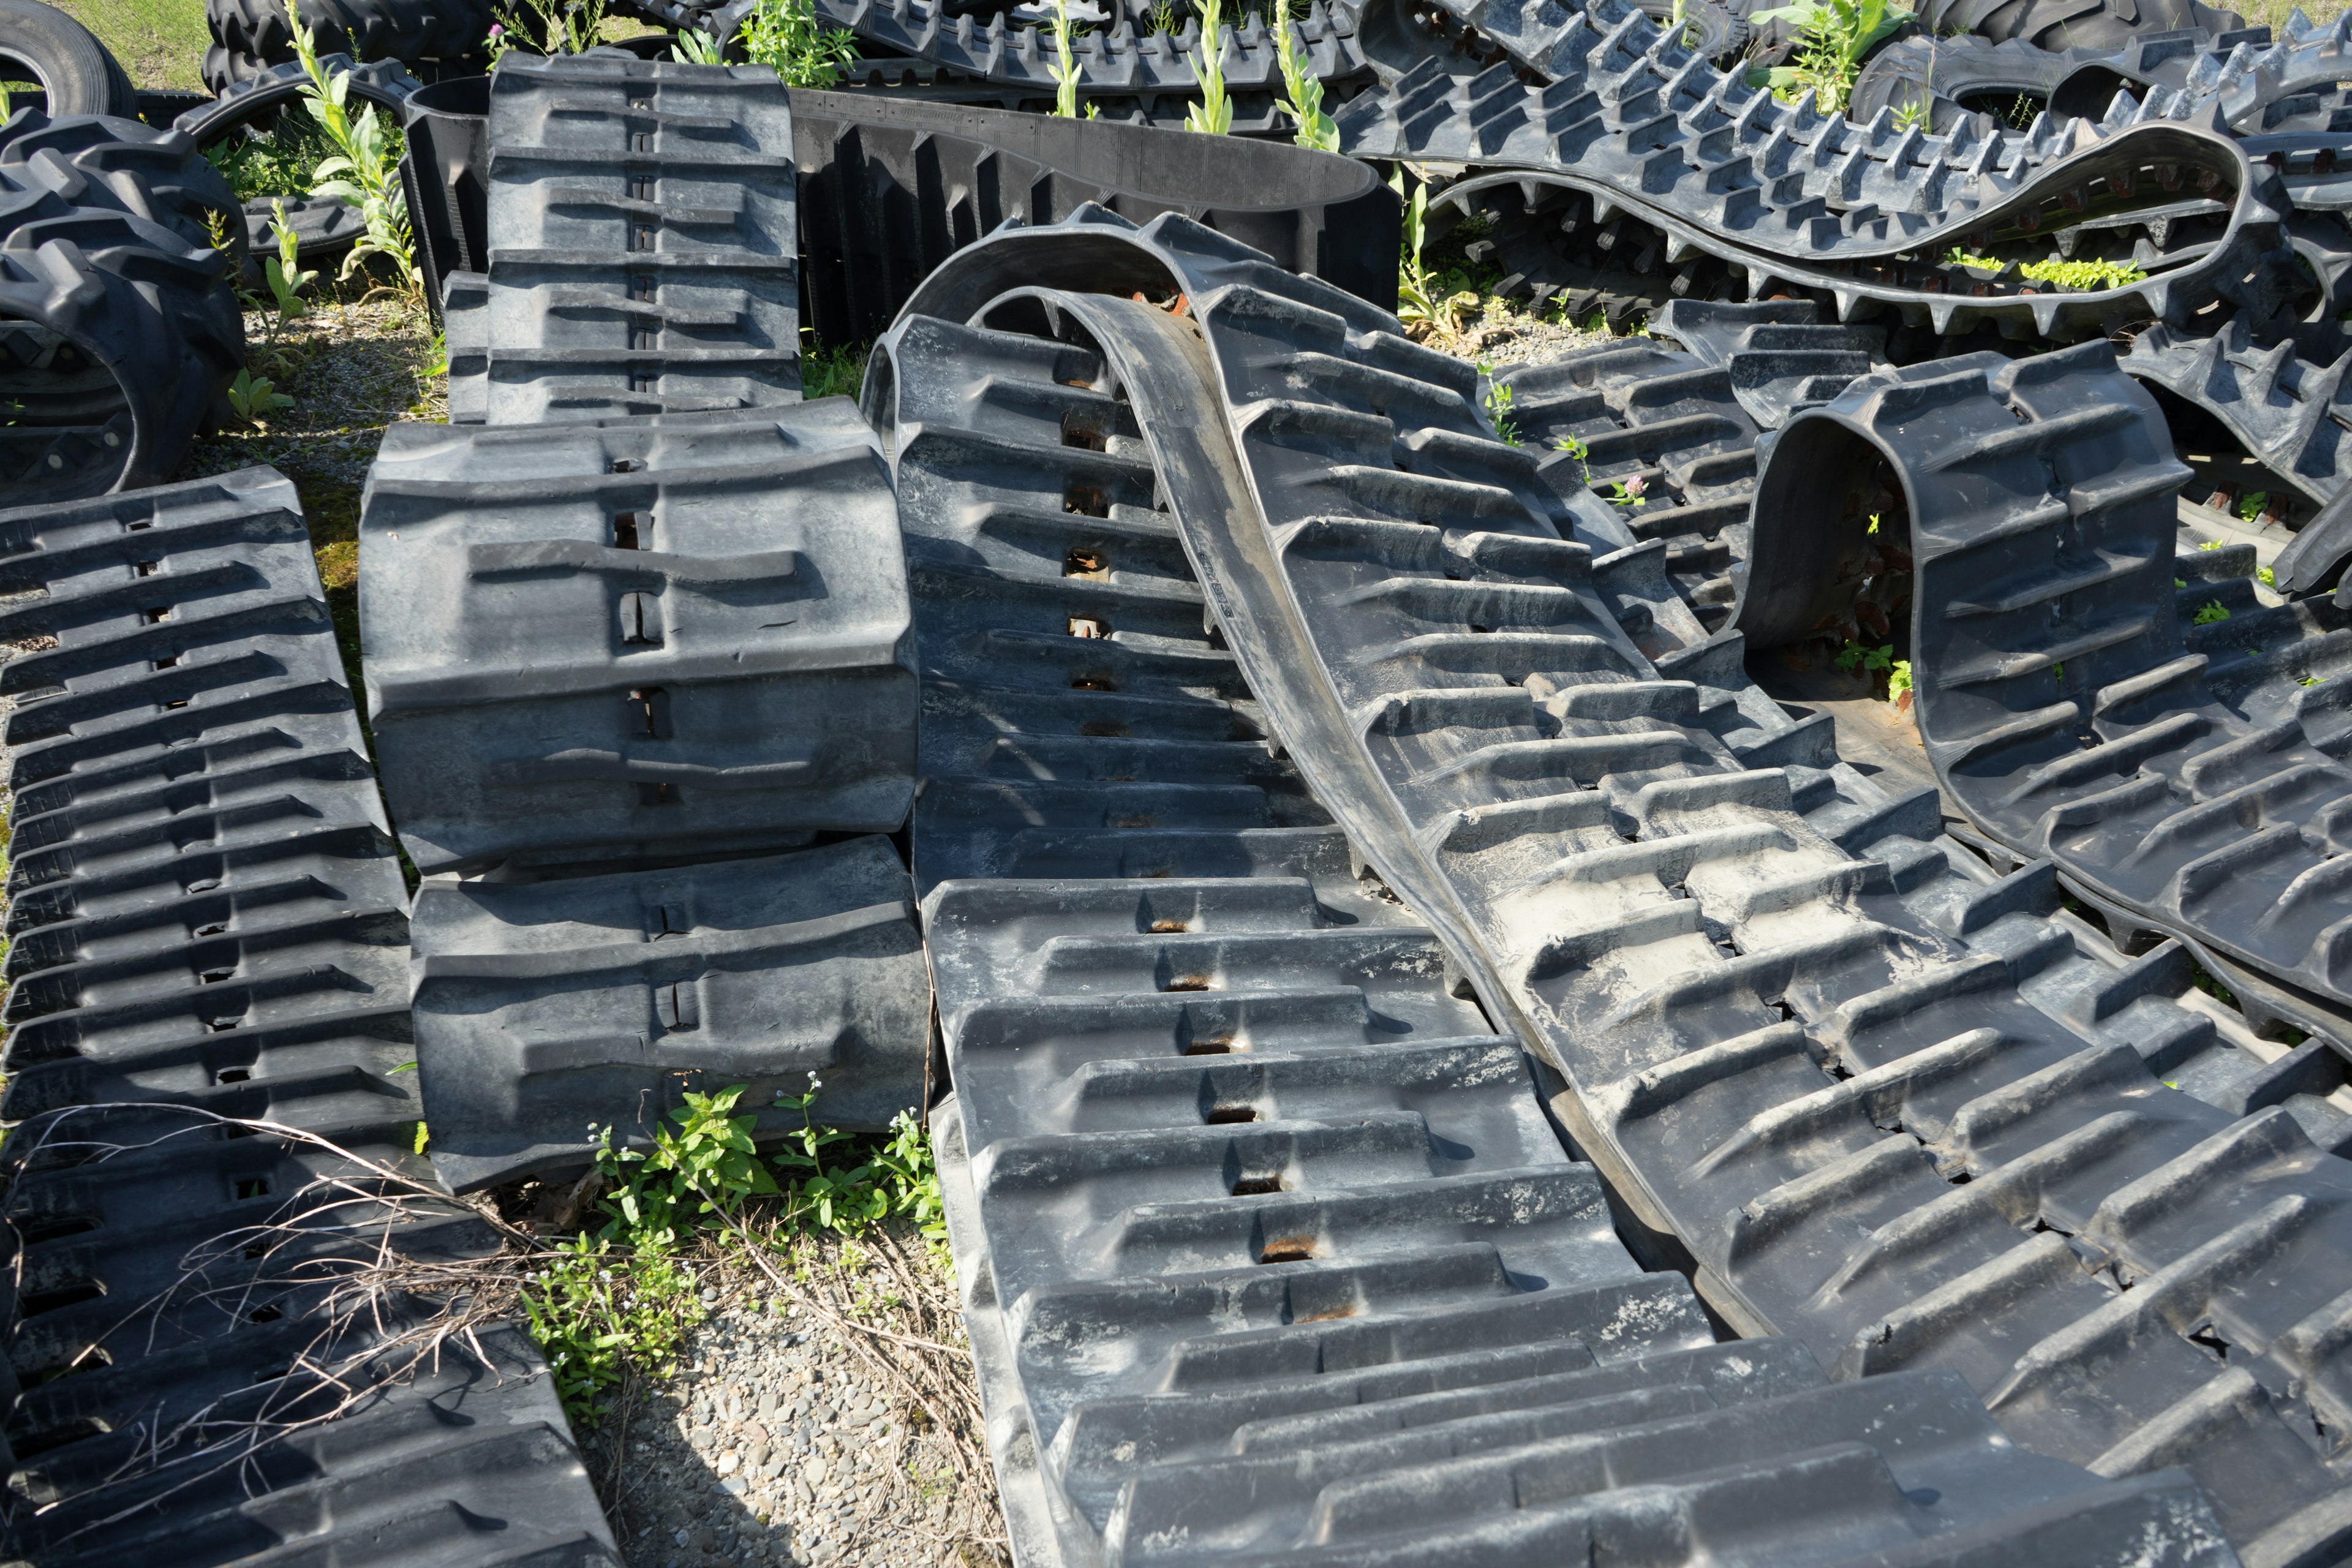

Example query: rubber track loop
[1741,343,2352,1046]
[893,206,2352,1556]
[1331,13,2294,344]
[870,276,2242,1568]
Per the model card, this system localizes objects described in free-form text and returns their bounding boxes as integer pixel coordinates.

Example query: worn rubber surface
[868,277,2245,1568]
[1917,0,2244,57]
[484,51,799,424]
[1850,34,2086,133]
[202,0,492,92]
[0,0,137,119]
[794,88,1395,345]
[1342,43,2293,344]
[409,835,928,1190]
[0,190,243,505]
[896,207,2352,1558]
[0,467,615,1567]
[359,398,913,875]
[1740,340,2352,1042]
[0,108,244,269]
[174,51,425,148]
[2122,315,2352,521]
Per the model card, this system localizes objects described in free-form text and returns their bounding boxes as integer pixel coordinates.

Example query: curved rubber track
[894,207,2352,1558]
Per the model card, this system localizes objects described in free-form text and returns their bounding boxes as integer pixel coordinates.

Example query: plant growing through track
[1274,12,1337,150]
[262,200,317,322]
[285,0,420,303]
[1943,247,2147,290]
[1186,0,1233,133]
[742,0,859,86]
[1748,0,1909,115]
[1037,0,1109,117]
[1477,364,1520,445]
[2194,599,2232,625]
[672,22,729,62]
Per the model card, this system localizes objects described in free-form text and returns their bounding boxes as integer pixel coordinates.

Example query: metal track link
[894,207,2352,1558]
[0,469,614,1567]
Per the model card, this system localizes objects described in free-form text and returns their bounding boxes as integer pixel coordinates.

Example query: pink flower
[488,21,505,35]
[1623,475,1646,497]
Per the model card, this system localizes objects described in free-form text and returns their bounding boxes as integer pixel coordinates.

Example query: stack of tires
[203,0,497,92]
[0,102,244,507]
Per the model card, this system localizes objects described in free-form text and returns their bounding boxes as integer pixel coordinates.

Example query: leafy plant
[2239,489,2271,523]
[741,0,859,86]
[1891,89,1930,131]
[227,368,294,428]
[263,200,318,321]
[522,1230,703,1417]
[2193,599,2231,625]
[1039,0,1107,118]
[1888,658,1913,699]
[1836,639,1894,676]
[497,0,612,55]
[1150,0,1188,31]
[1274,15,1336,151]
[1942,248,2148,290]
[1747,0,1909,116]
[285,0,421,300]
[1480,366,1520,446]
[802,337,867,400]
[1185,0,1232,134]
[673,20,730,61]
[596,1084,778,1250]
[1601,475,1648,508]
[2260,564,2278,588]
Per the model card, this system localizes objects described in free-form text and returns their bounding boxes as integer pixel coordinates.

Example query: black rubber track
[0,467,616,1568]
[864,275,2244,1568]
[201,0,493,93]
[1849,34,2087,134]
[0,0,137,118]
[479,51,799,423]
[793,88,1395,345]
[1736,342,2352,1052]
[357,399,914,872]
[0,188,243,505]
[1329,8,2297,342]
[892,207,2352,1558]
[173,51,425,148]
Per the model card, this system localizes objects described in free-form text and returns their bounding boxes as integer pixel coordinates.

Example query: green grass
[48,0,209,93]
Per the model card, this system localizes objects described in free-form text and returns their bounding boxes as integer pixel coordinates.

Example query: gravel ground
[573,1225,1008,1568]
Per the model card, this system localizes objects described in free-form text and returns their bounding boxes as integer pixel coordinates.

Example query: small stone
[701,1286,720,1304]
[717,1453,739,1477]
[805,1456,830,1487]
[720,1477,750,1496]
[759,1390,780,1416]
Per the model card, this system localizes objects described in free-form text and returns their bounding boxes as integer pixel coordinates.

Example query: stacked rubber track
[358,399,928,1186]
[0,112,243,505]
[867,266,2258,1568]
[459,51,800,425]
[0,467,615,1566]
[890,208,2352,1560]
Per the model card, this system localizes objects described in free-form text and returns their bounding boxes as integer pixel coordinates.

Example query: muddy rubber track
[1354,53,2286,345]
[896,208,2352,1557]
[868,268,2250,1567]
[1740,341,2352,1050]
[483,51,799,424]
[0,468,614,1567]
